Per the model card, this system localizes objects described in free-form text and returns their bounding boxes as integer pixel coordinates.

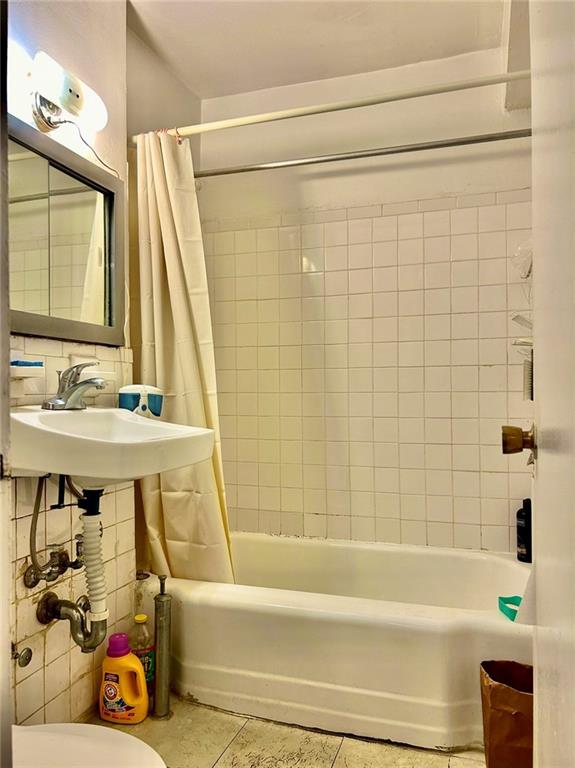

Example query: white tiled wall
[10,203,98,321]
[204,188,533,552]
[9,335,135,725]
[8,205,50,315]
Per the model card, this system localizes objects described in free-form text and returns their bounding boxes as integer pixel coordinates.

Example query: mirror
[8,116,124,345]
[9,141,107,323]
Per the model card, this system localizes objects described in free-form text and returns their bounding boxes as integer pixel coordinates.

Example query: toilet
[13,723,166,767]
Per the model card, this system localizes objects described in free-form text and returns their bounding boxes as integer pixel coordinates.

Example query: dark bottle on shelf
[517,498,532,563]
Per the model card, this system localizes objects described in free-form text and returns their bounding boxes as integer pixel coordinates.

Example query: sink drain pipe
[79,490,109,627]
[37,488,109,653]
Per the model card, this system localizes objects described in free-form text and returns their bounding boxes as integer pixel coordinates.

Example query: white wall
[531,1,575,765]
[127,29,201,163]
[7,0,135,726]
[205,189,533,550]
[199,49,531,219]
[8,0,126,180]
[198,48,533,551]
[0,7,12,759]
[9,341,134,726]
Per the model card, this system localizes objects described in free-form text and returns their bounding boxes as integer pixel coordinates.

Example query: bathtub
[142,533,533,750]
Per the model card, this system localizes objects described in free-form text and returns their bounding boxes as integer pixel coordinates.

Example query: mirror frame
[8,114,125,346]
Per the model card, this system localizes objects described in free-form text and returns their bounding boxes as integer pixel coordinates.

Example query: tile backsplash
[9,335,135,725]
[204,188,533,552]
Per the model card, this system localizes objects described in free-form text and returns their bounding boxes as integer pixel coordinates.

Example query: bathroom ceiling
[127,0,505,99]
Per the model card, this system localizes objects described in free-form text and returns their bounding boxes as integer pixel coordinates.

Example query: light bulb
[78,88,108,133]
[31,51,108,132]
[7,38,34,122]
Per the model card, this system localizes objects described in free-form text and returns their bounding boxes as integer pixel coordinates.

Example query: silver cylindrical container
[153,574,172,718]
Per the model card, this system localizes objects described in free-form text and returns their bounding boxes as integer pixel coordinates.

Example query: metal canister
[153,574,172,718]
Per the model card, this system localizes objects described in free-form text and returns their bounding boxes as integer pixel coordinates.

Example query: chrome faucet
[42,362,106,410]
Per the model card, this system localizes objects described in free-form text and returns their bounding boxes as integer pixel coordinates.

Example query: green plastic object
[499,594,523,621]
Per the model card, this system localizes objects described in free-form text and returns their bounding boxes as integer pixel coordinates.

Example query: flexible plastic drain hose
[82,514,108,621]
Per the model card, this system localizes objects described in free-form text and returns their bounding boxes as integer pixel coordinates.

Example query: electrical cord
[54,116,121,178]
[68,121,121,178]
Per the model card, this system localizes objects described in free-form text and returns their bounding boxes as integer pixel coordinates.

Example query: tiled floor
[94,696,486,768]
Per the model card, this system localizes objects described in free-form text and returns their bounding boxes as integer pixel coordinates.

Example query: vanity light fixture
[30,50,108,133]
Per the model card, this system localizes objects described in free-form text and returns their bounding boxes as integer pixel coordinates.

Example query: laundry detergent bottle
[99,632,149,724]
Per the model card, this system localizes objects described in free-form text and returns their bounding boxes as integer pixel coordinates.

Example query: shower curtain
[134,131,233,583]
[80,192,105,325]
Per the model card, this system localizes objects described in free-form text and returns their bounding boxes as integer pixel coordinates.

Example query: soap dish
[10,362,45,379]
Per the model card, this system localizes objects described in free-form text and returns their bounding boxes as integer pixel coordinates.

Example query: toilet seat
[13,723,167,768]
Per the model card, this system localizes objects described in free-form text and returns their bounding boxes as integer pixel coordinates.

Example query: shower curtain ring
[174,127,183,145]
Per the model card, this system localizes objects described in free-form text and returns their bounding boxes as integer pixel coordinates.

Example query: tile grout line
[329,735,345,768]
[211,716,250,767]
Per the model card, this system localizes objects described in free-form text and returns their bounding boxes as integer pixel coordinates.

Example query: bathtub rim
[231,530,528,569]
[162,576,534,633]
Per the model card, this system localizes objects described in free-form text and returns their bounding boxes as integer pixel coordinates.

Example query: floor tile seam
[448,757,485,767]
[329,735,345,767]
[211,716,250,767]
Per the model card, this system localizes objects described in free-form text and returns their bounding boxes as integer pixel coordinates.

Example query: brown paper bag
[480,660,533,768]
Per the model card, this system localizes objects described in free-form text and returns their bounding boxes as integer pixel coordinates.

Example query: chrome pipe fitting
[36,592,107,654]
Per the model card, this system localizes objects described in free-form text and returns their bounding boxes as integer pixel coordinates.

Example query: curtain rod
[130,69,530,143]
[195,129,532,178]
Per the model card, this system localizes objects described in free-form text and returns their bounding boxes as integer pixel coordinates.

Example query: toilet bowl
[13,723,166,767]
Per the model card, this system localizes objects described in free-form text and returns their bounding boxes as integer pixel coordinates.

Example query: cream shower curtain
[80,192,104,325]
[134,132,233,583]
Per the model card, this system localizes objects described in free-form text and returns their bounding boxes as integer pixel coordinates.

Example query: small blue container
[119,385,163,418]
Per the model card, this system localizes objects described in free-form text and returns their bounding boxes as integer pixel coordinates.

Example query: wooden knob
[502,425,535,454]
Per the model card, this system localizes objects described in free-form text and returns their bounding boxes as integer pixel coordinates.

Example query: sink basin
[11,407,215,489]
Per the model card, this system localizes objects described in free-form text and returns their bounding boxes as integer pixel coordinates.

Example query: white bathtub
[142,533,533,750]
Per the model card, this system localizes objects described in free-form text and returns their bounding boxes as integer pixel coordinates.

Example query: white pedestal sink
[11,406,214,489]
